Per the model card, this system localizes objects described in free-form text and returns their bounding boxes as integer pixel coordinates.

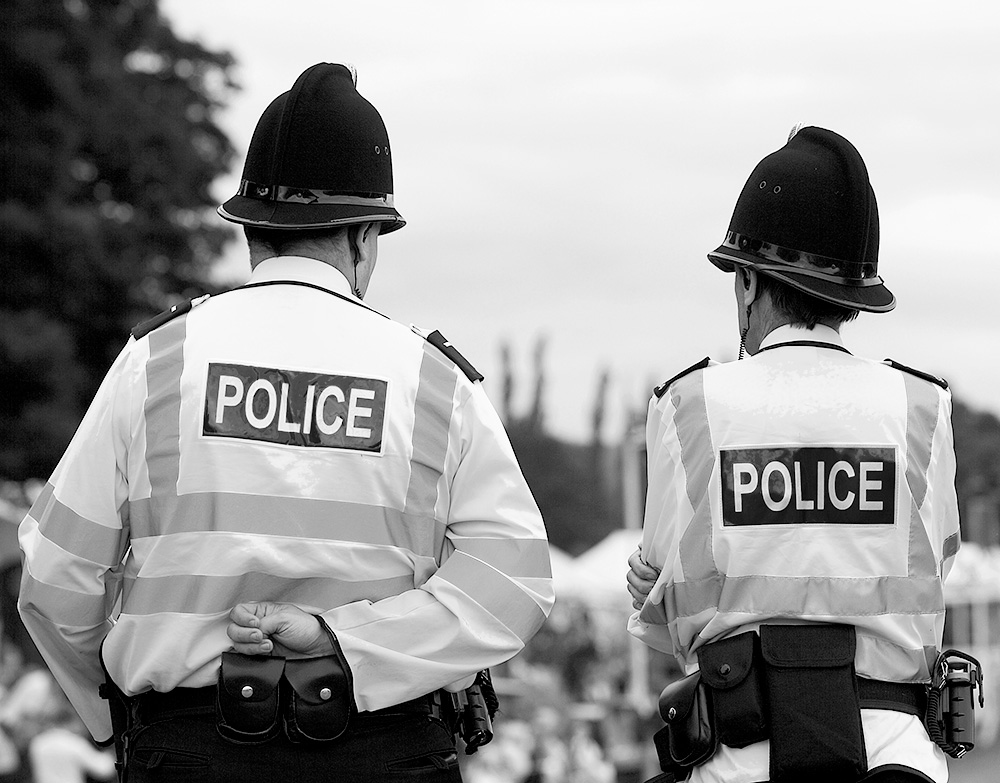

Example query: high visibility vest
[19,257,554,741]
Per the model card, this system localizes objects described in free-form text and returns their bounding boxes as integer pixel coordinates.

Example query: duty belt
[857,677,926,717]
[133,685,436,723]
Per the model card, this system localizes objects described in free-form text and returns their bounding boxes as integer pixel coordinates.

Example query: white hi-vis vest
[628,324,958,783]
[19,257,554,743]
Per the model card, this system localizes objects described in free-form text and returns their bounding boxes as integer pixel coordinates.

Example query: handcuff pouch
[760,624,866,783]
[654,671,717,771]
[216,652,285,744]
[699,631,768,748]
[283,655,353,743]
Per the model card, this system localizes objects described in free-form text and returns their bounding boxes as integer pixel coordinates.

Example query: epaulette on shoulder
[653,357,711,399]
[131,294,210,339]
[424,329,484,383]
[883,358,948,390]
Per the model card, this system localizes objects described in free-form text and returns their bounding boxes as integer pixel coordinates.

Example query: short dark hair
[756,272,859,328]
[244,225,347,255]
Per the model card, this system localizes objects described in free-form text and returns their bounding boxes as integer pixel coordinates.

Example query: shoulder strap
[883,358,949,390]
[653,357,711,399]
[131,294,210,339]
[425,330,484,382]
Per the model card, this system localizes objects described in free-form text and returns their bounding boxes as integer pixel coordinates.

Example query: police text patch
[203,363,387,452]
[720,446,896,526]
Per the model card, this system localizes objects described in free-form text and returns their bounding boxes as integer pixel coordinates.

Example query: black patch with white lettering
[720,446,896,526]
[203,363,387,452]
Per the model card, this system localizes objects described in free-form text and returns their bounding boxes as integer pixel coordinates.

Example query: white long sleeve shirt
[19,257,554,741]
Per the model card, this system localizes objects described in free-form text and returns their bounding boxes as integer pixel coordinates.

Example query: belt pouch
[216,652,285,744]
[655,671,717,771]
[760,624,866,783]
[699,631,768,748]
[283,655,353,743]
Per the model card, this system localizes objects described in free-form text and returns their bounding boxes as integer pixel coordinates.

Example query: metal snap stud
[667,706,677,720]
[720,664,732,676]
[241,685,254,699]
[319,687,332,701]
[256,186,269,197]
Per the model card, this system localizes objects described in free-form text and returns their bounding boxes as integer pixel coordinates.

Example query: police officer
[627,127,959,783]
[18,63,554,782]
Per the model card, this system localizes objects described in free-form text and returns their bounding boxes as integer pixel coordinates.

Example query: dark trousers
[126,708,462,782]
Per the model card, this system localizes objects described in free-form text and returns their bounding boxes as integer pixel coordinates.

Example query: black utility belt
[135,684,434,721]
[654,625,905,783]
[123,655,499,755]
[147,651,450,745]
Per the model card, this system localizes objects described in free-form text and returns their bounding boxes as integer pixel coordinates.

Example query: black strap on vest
[756,340,852,355]
[238,279,390,319]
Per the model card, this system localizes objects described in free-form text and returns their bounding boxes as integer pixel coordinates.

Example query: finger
[228,603,262,628]
[626,569,652,595]
[627,548,659,579]
[626,582,647,604]
[633,599,644,611]
[226,622,266,645]
[227,621,274,655]
[229,638,274,656]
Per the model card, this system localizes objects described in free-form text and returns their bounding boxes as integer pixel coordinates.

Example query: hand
[626,547,660,611]
[227,602,335,658]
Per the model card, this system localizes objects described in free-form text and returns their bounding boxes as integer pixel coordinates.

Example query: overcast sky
[161,0,1000,443]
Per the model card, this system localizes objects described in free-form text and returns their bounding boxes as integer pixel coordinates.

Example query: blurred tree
[499,341,514,425]
[952,399,1000,543]
[0,0,238,479]
[591,368,609,448]
[528,336,546,433]
[502,342,622,555]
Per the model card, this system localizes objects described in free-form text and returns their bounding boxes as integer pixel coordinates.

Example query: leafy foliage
[501,339,622,555]
[1,0,238,478]
[953,399,1000,511]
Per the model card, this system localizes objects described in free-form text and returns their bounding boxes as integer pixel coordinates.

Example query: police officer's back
[18,63,554,783]
[628,127,962,783]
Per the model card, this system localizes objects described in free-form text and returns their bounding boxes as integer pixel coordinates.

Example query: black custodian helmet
[218,63,404,232]
[708,126,893,313]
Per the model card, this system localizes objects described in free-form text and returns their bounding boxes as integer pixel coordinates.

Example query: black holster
[216,651,354,745]
[652,671,717,778]
[283,655,352,742]
[699,631,768,748]
[216,652,286,744]
[431,670,498,755]
[924,648,985,758]
[760,624,866,783]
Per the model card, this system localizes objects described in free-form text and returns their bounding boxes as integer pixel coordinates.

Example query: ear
[348,222,376,266]
[741,267,760,307]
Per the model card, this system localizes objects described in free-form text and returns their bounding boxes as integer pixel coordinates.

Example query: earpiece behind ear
[741,269,752,290]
